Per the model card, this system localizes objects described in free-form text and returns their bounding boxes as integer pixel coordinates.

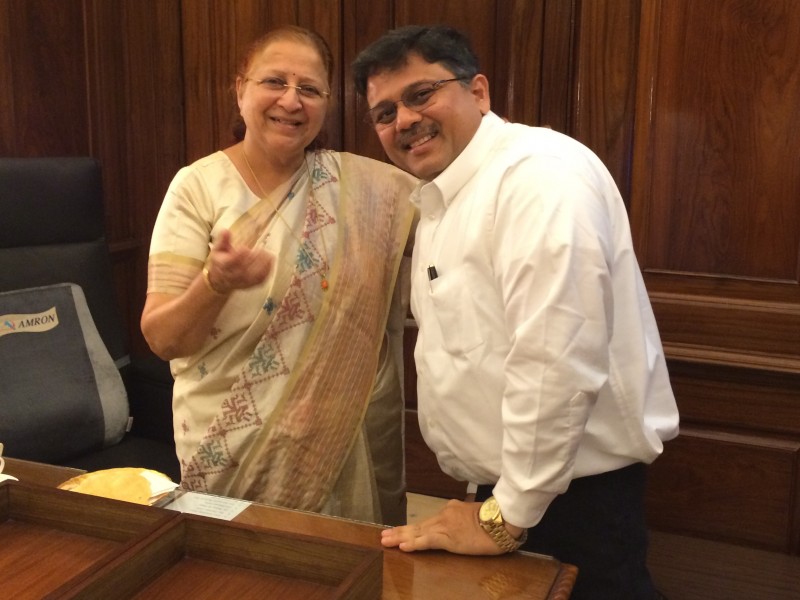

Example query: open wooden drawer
[67,513,383,599]
[0,481,176,599]
[1,481,383,599]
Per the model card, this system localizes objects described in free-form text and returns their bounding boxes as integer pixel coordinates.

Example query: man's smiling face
[366,53,490,180]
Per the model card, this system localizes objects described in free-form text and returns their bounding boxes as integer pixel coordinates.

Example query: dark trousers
[476,463,659,600]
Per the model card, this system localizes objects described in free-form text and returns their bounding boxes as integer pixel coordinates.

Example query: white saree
[148,149,416,524]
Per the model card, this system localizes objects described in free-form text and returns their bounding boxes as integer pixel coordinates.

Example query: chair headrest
[0,157,105,248]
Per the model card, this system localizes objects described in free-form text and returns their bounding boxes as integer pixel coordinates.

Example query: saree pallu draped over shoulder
[165,151,415,518]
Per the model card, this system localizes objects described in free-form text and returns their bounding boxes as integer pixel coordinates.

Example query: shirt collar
[411,111,504,210]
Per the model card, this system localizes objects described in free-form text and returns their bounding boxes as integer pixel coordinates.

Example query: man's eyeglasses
[247,77,330,101]
[365,77,469,128]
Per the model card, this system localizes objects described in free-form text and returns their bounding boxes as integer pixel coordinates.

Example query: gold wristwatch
[478,496,527,552]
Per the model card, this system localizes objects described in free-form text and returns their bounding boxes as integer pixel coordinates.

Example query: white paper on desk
[164,491,251,521]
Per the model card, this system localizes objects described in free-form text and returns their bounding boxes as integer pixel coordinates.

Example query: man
[353,25,679,599]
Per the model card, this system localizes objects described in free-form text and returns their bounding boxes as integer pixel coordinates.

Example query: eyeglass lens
[367,78,465,126]
[254,77,327,100]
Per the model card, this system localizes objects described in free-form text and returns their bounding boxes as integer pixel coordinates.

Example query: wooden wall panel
[651,294,800,368]
[631,0,800,552]
[538,0,575,132]
[669,362,800,436]
[631,0,800,363]
[498,1,546,126]
[342,0,393,160]
[0,0,89,156]
[572,0,640,206]
[0,2,13,155]
[646,427,800,552]
[84,0,184,354]
[636,0,800,280]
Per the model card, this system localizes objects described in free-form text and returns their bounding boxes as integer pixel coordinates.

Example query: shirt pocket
[429,268,484,355]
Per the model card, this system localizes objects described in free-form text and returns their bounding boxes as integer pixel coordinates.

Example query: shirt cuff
[492,480,557,529]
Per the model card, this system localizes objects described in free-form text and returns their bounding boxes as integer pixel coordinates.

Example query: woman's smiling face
[237,39,330,160]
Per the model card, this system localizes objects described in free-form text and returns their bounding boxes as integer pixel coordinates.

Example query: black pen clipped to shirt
[427,265,438,281]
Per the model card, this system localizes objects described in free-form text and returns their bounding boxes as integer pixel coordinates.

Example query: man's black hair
[352,25,480,96]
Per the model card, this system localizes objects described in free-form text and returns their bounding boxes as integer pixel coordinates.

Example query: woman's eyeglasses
[365,77,469,128]
[247,77,330,101]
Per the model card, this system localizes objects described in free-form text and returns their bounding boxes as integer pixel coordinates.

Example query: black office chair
[0,157,179,481]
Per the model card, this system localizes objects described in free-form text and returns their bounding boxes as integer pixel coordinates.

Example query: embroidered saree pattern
[174,151,415,512]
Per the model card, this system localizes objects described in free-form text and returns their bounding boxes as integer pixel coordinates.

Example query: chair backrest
[0,157,128,362]
[0,157,134,462]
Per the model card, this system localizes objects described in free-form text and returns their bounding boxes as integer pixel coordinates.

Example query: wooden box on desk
[0,480,176,599]
[1,480,383,600]
[68,512,383,599]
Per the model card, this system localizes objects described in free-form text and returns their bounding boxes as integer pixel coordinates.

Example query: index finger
[212,229,233,252]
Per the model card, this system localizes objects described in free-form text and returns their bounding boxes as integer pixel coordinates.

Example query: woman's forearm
[141,276,229,360]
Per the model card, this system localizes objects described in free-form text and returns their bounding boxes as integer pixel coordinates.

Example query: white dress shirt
[409,112,679,528]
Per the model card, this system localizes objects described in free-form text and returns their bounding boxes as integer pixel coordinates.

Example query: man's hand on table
[380,499,523,555]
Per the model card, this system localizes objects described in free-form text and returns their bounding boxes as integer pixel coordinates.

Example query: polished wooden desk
[4,458,576,599]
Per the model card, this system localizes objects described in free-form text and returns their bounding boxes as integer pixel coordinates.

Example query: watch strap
[482,519,527,552]
[479,497,527,552]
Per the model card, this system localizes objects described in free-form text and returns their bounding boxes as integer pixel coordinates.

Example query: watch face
[479,496,501,522]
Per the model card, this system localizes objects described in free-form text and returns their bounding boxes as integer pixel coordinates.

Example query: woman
[141,26,416,525]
